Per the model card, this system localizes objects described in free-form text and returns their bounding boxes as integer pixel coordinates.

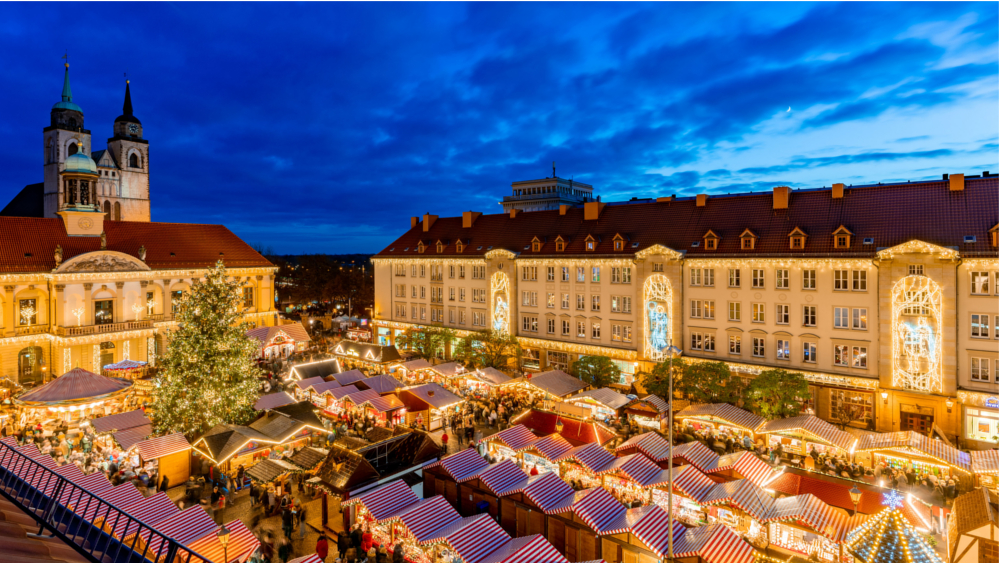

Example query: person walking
[337,531,350,559]
[278,538,291,563]
[298,503,307,540]
[281,506,293,539]
[441,432,449,454]
[316,535,330,562]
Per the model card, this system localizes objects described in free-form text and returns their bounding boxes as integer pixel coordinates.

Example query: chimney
[656,196,675,203]
[584,201,606,220]
[696,194,708,207]
[411,217,419,229]
[462,211,481,228]
[772,186,790,209]
[559,204,569,215]
[509,208,521,219]
[949,173,965,191]
[832,183,844,199]
[422,213,438,232]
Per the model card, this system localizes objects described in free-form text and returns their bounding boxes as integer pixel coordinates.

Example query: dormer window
[555,236,566,252]
[788,227,807,250]
[991,225,998,247]
[585,235,597,252]
[531,236,542,252]
[613,234,627,252]
[436,242,444,253]
[703,230,720,251]
[456,241,464,253]
[739,229,757,250]
[417,242,426,254]
[833,225,853,249]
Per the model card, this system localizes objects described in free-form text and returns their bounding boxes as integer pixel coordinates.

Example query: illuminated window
[729,302,741,322]
[577,321,586,338]
[752,269,765,288]
[834,345,849,366]
[802,269,816,289]
[704,301,715,319]
[852,346,868,368]
[853,308,868,329]
[909,265,924,276]
[704,334,716,351]
[612,324,622,341]
[971,357,991,382]
[834,270,849,290]
[729,336,741,354]
[547,267,555,281]
[561,294,569,309]
[623,326,632,343]
[972,271,990,294]
[752,303,764,323]
[752,337,765,357]
[547,293,555,308]
[776,269,789,289]
[776,304,789,324]
[561,267,569,282]
[803,306,816,326]
[776,339,790,360]
[592,322,601,339]
[803,342,816,363]
[652,263,664,272]
[591,295,600,312]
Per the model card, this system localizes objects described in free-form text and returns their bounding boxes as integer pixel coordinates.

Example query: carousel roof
[102,359,148,371]
[15,368,132,405]
[246,322,312,347]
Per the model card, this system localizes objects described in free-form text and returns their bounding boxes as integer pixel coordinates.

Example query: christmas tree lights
[845,495,943,563]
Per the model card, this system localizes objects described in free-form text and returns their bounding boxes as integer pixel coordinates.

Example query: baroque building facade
[372,175,999,449]
[0,63,278,387]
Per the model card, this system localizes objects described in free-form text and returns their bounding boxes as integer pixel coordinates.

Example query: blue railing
[0,441,215,563]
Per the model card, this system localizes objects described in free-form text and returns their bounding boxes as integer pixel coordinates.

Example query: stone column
[115,282,125,324]
[162,279,172,315]
[54,284,65,331]
[83,283,93,326]
[3,285,14,337]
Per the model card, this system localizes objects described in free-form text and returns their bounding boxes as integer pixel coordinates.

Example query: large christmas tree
[152,261,262,435]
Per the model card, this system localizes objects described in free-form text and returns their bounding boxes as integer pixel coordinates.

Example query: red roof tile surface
[378,177,998,258]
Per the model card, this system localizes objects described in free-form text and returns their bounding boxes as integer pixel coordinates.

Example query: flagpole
[667,339,676,561]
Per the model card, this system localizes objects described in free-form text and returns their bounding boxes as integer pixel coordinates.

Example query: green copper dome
[52,64,82,113]
[64,151,98,175]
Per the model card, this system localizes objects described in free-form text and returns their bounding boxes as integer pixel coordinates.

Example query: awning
[361,394,405,413]
[288,556,323,563]
[702,479,776,522]
[387,496,462,543]
[429,362,465,378]
[185,519,260,563]
[565,487,627,534]
[971,449,998,475]
[756,414,857,452]
[478,534,568,563]
[671,440,720,473]
[604,454,666,488]
[418,513,510,563]
[60,472,114,508]
[425,448,490,483]
[625,505,686,558]
[135,433,192,460]
[91,409,152,434]
[554,442,617,474]
[42,464,84,497]
[668,464,716,502]
[705,451,774,485]
[342,388,381,408]
[523,434,573,461]
[527,370,588,398]
[856,430,971,473]
[513,472,574,513]
[767,493,854,542]
[342,480,419,522]
[615,432,671,462]
[146,505,219,559]
[110,491,179,539]
[247,459,301,483]
[477,460,529,496]
[675,402,764,432]
[85,482,145,523]
[254,392,296,411]
[483,425,538,452]
[113,424,153,451]
[673,524,755,563]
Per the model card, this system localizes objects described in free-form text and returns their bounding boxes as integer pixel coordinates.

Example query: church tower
[104,79,151,221]
[43,63,93,218]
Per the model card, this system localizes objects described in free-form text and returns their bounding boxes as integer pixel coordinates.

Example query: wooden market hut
[621,395,673,432]
[424,448,491,506]
[520,434,575,477]
[341,388,382,414]
[332,341,403,370]
[555,442,619,489]
[765,493,859,562]
[648,464,718,527]
[254,391,297,411]
[599,453,671,507]
[755,414,857,463]
[246,458,302,487]
[288,358,341,381]
[385,495,464,560]
[526,370,590,401]
[456,459,530,518]
[358,394,407,426]
[700,479,775,546]
[971,449,998,492]
[547,487,625,562]
[393,358,436,382]
[615,432,673,468]
[947,487,999,563]
[287,446,329,472]
[670,523,757,563]
[342,480,421,538]
[133,432,192,485]
[89,408,151,450]
[247,322,312,360]
[429,362,466,382]
[480,424,539,462]
[856,431,973,484]
[466,367,517,389]
[565,388,630,421]
[418,512,512,563]
[675,403,764,440]
[499,470,576,538]
[316,445,380,496]
[511,409,616,447]
[192,404,323,470]
[363,374,405,395]
[598,504,691,563]
[478,534,570,563]
[703,451,775,486]
[397,382,464,431]
[332,369,368,387]
[670,441,721,473]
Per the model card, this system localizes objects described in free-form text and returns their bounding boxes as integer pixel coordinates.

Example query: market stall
[311,383,359,415]
[670,440,721,473]
[597,504,689,563]
[464,367,517,390]
[622,395,673,432]
[671,523,756,563]
[397,383,463,431]
[511,409,616,447]
[700,479,776,548]
[600,453,670,507]
[547,486,625,561]
[480,534,569,563]
[254,391,296,411]
[520,434,574,477]
[362,374,404,395]
[649,464,717,527]
[755,415,857,463]
[766,493,857,563]
[358,394,407,427]
[246,458,302,491]
[418,512,511,563]
[332,369,368,387]
[341,389,382,414]
[615,432,672,467]
[480,424,539,463]
[855,431,972,483]
[89,408,151,449]
[133,432,192,486]
[675,403,764,441]
[185,519,260,563]
[456,459,529,518]
[102,359,148,380]
[247,323,312,360]
[429,362,466,382]
[703,451,775,486]
[383,496,464,563]
[564,388,629,421]
[287,359,341,381]
[970,449,998,492]
[555,442,618,490]
[14,367,133,425]
[192,411,319,471]
[524,370,589,402]
[391,359,436,383]
[332,342,402,373]
[499,471,575,539]
[424,448,491,506]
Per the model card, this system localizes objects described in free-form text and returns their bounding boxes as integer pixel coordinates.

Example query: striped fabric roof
[342,388,382,407]
[636,395,671,414]
[361,393,406,413]
[675,403,764,432]
[524,434,573,461]
[108,491,179,539]
[418,513,511,563]
[113,424,153,451]
[471,367,515,387]
[670,440,720,472]
[425,448,491,482]
[43,464,85,496]
[342,480,419,522]
[391,496,462,542]
[756,415,857,452]
[484,425,538,451]
[516,471,575,513]
[309,380,345,396]
[186,519,259,563]
[615,432,672,462]
[569,487,627,534]
[625,505,687,557]
[477,534,569,563]
[60,472,114,508]
[91,409,152,434]
[856,431,971,472]
[83,482,145,522]
[701,480,776,522]
[554,442,617,474]
[566,388,630,410]
[668,464,717,502]
[477,460,530,496]
[672,524,754,563]
[528,370,589,398]
[288,556,323,563]
[149,505,219,559]
[607,454,666,487]
[295,376,328,390]
[254,392,296,411]
[971,449,998,474]
[705,451,774,485]
[135,433,192,460]
[332,369,368,386]
[768,494,853,542]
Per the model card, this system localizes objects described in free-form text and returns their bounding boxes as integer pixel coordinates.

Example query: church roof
[52,63,82,112]
[64,151,98,175]
[0,217,273,272]
[0,184,44,218]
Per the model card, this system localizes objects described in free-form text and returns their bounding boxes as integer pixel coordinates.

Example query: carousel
[13,367,133,425]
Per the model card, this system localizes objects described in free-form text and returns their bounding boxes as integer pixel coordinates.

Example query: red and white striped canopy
[625,505,686,558]
[84,482,145,522]
[426,448,491,483]
[767,493,852,542]
[673,523,754,563]
[607,454,664,487]
[524,434,573,462]
[342,388,381,408]
[149,505,220,560]
[60,472,114,508]
[113,425,153,452]
[342,480,419,522]
[135,433,192,460]
[361,394,405,413]
[483,425,538,452]
[390,496,462,542]
[115,492,179,540]
[569,487,627,534]
[668,464,716,502]
[478,534,569,563]
[287,556,323,563]
[555,442,617,474]
[419,513,511,563]
[670,441,719,473]
[972,449,998,475]
[675,403,764,432]
[705,451,773,485]
[757,415,857,452]
[701,479,776,522]
[185,519,259,563]
[856,430,971,472]
[40,463,85,497]
[478,459,530,496]
[615,432,672,462]
[516,471,575,513]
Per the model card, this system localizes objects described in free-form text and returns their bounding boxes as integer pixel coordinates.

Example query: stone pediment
[56,250,150,273]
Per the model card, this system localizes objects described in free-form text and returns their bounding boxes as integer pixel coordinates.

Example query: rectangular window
[853,308,868,330]
[971,357,991,382]
[612,324,622,342]
[562,320,570,335]
[395,285,404,298]
[752,269,765,288]
[420,265,426,278]
[612,267,621,284]
[459,288,466,302]
[776,339,790,360]
[752,337,765,357]
[853,270,867,291]
[420,307,426,321]
[522,316,538,332]
[803,342,816,363]
[623,326,632,343]
[577,321,586,338]
[611,296,620,313]
[834,270,849,291]
[704,334,715,352]
[577,267,585,283]
[834,307,849,329]
[971,314,990,338]
[420,286,426,299]
[776,304,789,325]
[459,265,465,279]
[690,269,701,286]
[547,267,555,282]
[243,287,254,308]
[459,310,466,325]
[395,264,405,276]
[448,309,455,324]
[690,332,702,350]
[729,302,741,322]
[577,295,585,310]
[592,322,601,339]
[449,265,455,279]
[547,293,555,308]
[562,267,570,282]
[449,287,455,301]
[995,315,999,339]
[591,295,600,311]
[752,303,764,323]
[411,286,417,298]
[834,345,849,366]
[622,297,632,313]
[547,318,556,334]
[411,265,417,277]
[704,301,715,320]
[652,263,664,272]
[852,346,868,368]
[622,267,631,283]
[412,306,417,319]
[803,269,816,289]
[729,336,741,354]
[561,293,569,309]
[691,300,703,318]
[704,269,715,287]
[972,271,990,294]
[592,267,601,282]
[803,306,817,327]
[94,299,113,325]
[729,269,741,288]
[522,266,538,281]
[909,265,924,276]
[776,269,789,289]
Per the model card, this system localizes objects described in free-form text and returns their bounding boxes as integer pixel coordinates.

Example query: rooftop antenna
[552,161,556,179]
[62,50,68,66]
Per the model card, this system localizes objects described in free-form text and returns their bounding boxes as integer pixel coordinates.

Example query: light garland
[635,244,683,260]
[957,390,999,407]
[123,340,130,360]
[92,344,99,371]
[891,275,943,394]
[515,335,638,361]
[876,240,959,261]
[844,507,943,563]
[371,257,486,266]
[643,274,673,362]
[515,257,636,267]
[684,356,880,390]
[63,347,71,373]
[147,336,156,367]
[131,302,144,321]
[72,306,84,326]
[484,249,517,260]
[961,258,999,269]
[686,257,872,269]
[490,271,510,334]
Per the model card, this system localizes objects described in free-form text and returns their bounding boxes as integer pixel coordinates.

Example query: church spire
[122,78,133,116]
[61,62,73,103]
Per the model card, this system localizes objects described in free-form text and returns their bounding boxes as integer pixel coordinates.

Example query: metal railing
[54,320,153,337]
[0,441,215,563]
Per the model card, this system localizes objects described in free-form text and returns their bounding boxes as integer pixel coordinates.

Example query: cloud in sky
[0,2,995,253]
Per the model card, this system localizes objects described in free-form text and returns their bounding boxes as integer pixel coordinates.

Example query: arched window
[129,153,140,168]
[103,200,111,218]
[114,201,122,221]
[18,346,43,386]
[67,143,78,156]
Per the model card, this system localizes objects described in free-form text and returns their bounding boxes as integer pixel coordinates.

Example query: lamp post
[664,342,682,561]
[849,486,862,516]
[217,523,231,563]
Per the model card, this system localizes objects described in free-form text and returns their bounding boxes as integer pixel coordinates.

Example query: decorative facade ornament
[891,275,943,394]
[138,245,146,261]
[643,274,674,362]
[100,231,107,250]
[3,285,13,292]
[59,252,148,273]
[83,283,93,290]
[54,245,63,267]
[115,281,125,289]
[490,271,510,334]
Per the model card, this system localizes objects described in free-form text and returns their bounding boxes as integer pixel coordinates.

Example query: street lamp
[848,486,862,516]
[217,523,231,563]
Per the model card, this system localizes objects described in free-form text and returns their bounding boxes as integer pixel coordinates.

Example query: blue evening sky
[0,2,996,253]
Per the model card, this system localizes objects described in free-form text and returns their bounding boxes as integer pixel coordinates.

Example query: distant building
[500,176,597,213]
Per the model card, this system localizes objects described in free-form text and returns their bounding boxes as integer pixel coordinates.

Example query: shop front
[519,434,573,477]
[701,479,776,549]
[755,415,857,465]
[555,442,617,490]
[971,449,998,492]
[456,458,529,518]
[398,383,464,431]
[766,494,855,563]
[133,432,192,487]
[622,395,672,432]
[332,341,402,373]
[675,403,764,441]
[480,424,538,464]
[600,454,669,507]
[423,447,491,507]
[856,430,972,484]
[247,323,311,360]
[960,391,999,450]
[564,388,629,421]
[648,464,716,527]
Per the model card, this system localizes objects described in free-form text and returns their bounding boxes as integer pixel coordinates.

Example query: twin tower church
[1,63,151,222]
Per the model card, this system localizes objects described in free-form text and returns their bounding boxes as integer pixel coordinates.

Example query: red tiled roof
[377,177,998,258]
[0,217,272,272]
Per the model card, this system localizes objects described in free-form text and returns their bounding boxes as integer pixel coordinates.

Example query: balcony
[54,319,153,337]
[14,324,50,337]
[148,313,175,323]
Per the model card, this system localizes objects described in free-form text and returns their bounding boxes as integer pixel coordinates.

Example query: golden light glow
[876,240,959,261]
[891,275,943,394]
[490,271,510,334]
[685,357,879,390]
[686,257,871,269]
[635,244,683,260]
[642,274,673,362]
